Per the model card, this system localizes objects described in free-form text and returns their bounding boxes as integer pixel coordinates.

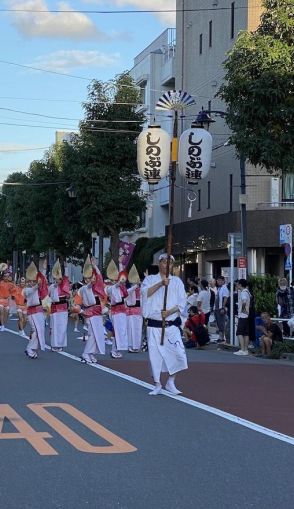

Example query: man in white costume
[49,260,70,352]
[106,269,129,359]
[126,266,142,352]
[141,253,188,395]
[24,262,48,359]
[79,256,106,364]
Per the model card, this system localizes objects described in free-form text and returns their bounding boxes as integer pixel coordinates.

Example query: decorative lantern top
[156,90,195,111]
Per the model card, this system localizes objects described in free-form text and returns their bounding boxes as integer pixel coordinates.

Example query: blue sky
[0,0,176,181]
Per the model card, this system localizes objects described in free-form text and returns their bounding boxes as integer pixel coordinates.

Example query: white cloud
[7,0,126,40]
[31,50,120,72]
[83,0,176,25]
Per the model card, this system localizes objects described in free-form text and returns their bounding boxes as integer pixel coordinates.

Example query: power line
[0,6,263,14]
[0,106,143,123]
[0,121,139,134]
[0,59,92,81]
[0,96,145,105]
[0,147,49,153]
[0,58,224,97]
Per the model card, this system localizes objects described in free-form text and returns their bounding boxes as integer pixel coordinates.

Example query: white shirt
[24,285,40,307]
[79,284,96,307]
[216,284,229,309]
[186,292,198,309]
[238,289,251,318]
[197,289,211,314]
[141,273,187,321]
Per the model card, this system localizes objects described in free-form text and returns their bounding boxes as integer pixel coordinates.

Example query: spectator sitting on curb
[257,312,283,357]
[183,306,209,349]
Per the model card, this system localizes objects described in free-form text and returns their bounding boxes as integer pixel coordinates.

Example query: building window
[229,174,233,211]
[283,174,294,201]
[138,80,147,105]
[231,2,235,39]
[209,21,212,47]
[199,33,203,54]
[198,189,201,211]
[138,208,146,228]
[207,181,211,209]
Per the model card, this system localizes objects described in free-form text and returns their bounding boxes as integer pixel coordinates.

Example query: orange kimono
[11,286,27,312]
[0,281,14,308]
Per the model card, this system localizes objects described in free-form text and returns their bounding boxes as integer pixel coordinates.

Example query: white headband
[159,253,175,262]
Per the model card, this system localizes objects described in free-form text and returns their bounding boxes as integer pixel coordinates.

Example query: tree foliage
[1,72,146,264]
[218,0,294,173]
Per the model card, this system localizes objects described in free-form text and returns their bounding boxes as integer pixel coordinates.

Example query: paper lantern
[137,125,171,184]
[178,126,212,184]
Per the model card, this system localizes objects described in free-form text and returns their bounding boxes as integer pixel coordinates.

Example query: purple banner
[119,242,135,271]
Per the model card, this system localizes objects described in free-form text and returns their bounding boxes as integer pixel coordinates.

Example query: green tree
[218,0,294,173]
[67,72,146,264]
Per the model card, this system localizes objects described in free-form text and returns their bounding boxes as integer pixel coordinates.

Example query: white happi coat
[79,284,105,355]
[49,283,68,348]
[141,273,188,382]
[126,285,142,350]
[24,285,46,351]
[106,284,128,351]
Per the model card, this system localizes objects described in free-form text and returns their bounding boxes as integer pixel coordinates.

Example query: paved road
[1,322,294,509]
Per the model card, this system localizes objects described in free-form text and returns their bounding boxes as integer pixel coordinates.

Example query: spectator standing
[186,285,199,311]
[215,276,229,343]
[234,279,251,356]
[276,277,291,336]
[197,279,211,325]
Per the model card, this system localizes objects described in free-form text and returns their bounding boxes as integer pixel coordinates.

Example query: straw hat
[83,255,93,279]
[0,263,8,273]
[52,259,62,279]
[106,259,119,281]
[26,261,38,281]
[128,264,140,284]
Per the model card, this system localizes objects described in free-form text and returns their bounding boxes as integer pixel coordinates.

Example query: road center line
[7,327,294,447]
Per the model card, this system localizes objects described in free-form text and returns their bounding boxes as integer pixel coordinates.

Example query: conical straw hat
[26,261,38,281]
[128,264,140,284]
[52,259,62,279]
[0,263,8,272]
[106,259,119,281]
[83,255,93,279]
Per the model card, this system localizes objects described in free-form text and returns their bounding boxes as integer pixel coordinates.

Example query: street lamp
[195,109,247,260]
[137,90,213,343]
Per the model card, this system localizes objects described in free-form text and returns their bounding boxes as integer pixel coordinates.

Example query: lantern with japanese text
[137,125,171,185]
[178,125,213,184]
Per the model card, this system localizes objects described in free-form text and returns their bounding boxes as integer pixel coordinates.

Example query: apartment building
[173,0,292,278]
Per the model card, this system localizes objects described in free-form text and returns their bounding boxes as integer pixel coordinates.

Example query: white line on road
[7,327,294,447]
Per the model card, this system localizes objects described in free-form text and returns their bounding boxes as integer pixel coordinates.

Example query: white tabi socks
[165,376,182,395]
[148,383,162,396]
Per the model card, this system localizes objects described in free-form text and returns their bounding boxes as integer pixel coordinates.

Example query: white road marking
[6,327,294,446]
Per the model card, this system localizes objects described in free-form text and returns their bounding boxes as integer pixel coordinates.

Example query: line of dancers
[0,257,143,361]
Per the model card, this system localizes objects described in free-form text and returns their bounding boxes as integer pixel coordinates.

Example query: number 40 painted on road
[0,403,137,456]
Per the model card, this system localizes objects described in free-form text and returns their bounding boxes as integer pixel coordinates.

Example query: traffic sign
[280,224,292,245]
[228,233,242,258]
[237,257,247,269]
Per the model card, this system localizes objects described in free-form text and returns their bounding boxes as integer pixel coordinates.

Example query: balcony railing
[256,201,294,210]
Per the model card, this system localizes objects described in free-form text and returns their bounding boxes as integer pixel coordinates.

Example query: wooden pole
[161,110,178,345]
